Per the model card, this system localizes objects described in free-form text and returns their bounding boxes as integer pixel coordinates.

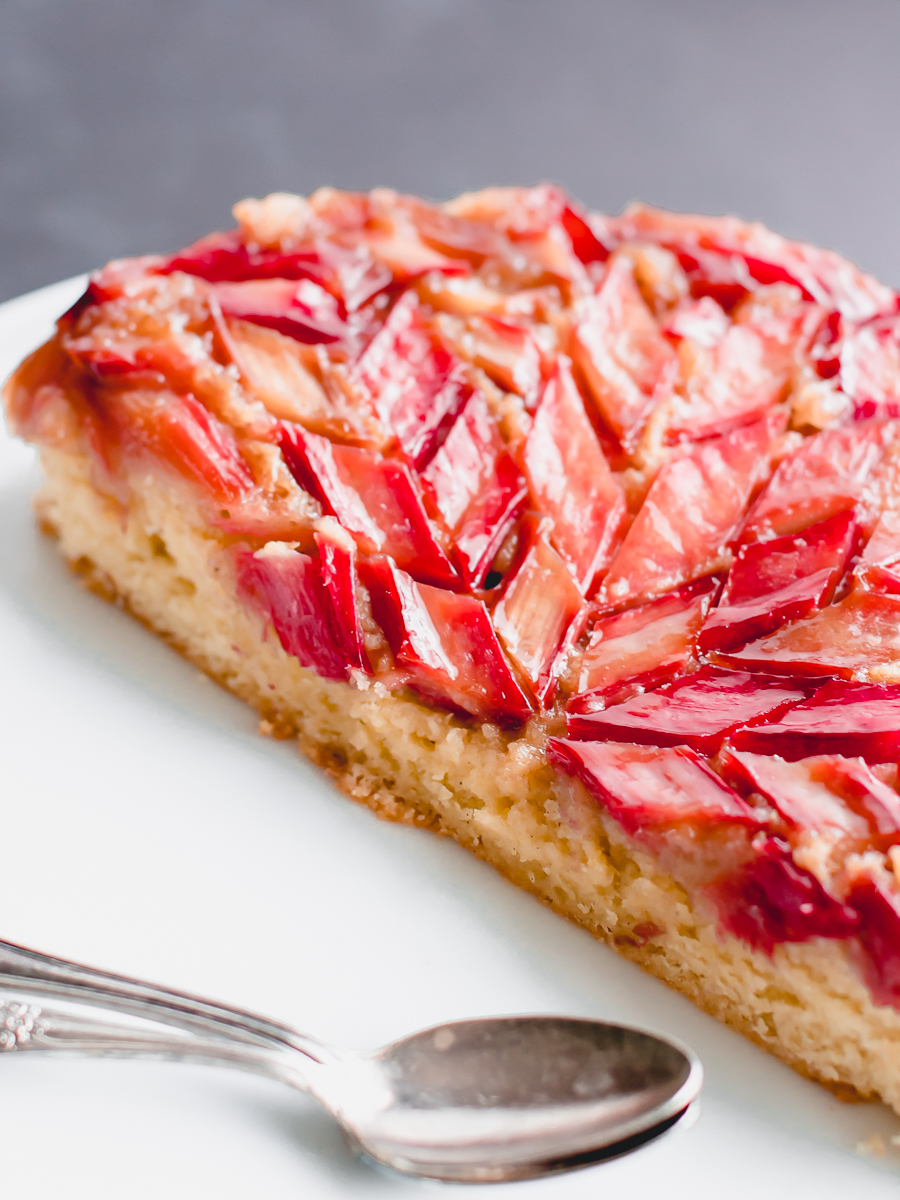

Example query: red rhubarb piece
[665,319,797,445]
[601,415,781,607]
[547,739,764,836]
[663,296,730,346]
[710,835,859,954]
[162,231,393,313]
[279,425,459,588]
[401,198,507,265]
[463,315,544,407]
[522,362,627,594]
[721,748,900,848]
[233,543,350,681]
[719,749,871,841]
[715,588,900,680]
[350,292,470,468]
[839,314,900,419]
[566,668,809,754]
[857,440,900,587]
[114,390,254,500]
[698,510,858,653]
[360,557,532,726]
[846,867,900,1009]
[211,278,346,343]
[361,221,470,284]
[570,254,676,449]
[314,525,371,675]
[611,203,895,322]
[738,420,894,543]
[569,581,714,710]
[420,390,527,587]
[161,229,325,284]
[731,680,900,762]
[491,522,586,705]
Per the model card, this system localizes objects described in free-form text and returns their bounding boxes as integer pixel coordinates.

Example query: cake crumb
[259,719,274,737]
[856,1133,886,1157]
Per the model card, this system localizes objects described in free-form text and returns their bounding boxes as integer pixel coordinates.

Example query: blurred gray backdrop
[2,0,900,303]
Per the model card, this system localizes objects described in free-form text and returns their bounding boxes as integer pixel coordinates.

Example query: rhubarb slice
[567,668,808,754]
[612,202,895,322]
[361,556,532,726]
[738,420,894,543]
[570,581,713,710]
[710,836,859,954]
[732,680,900,762]
[314,525,372,675]
[420,390,527,587]
[665,320,794,445]
[462,315,544,407]
[715,588,900,681]
[839,313,900,419]
[601,415,780,606]
[349,292,470,468]
[279,425,459,587]
[161,226,394,309]
[491,524,586,704]
[847,867,900,1008]
[570,254,676,449]
[698,510,858,653]
[522,362,627,593]
[233,542,351,681]
[211,278,346,344]
[720,748,900,849]
[547,739,764,836]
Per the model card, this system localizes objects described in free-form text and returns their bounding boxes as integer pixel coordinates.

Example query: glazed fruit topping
[360,555,532,725]
[566,667,810,754]
[600,415,781,607]
[420,389,527,588]
[522,362,627,594]
[546,739,765,836]
[491,517,586,705]
[716,588,900,680]
[234,541,359,682]
[22,185,900,983]
[698,510,858,653]
[570,253,676,450]
[709,836,859,954]
[737,420,894,543]
[279,424,460,588]
[570,579,714,711]
[731,680,900,763]
[349,292,471,467]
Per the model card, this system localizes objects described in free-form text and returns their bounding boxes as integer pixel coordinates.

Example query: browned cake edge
[32,443,900,1114]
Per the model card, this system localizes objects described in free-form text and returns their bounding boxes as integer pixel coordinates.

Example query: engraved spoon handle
[0,938,338,1091]
[0,993,304,1083]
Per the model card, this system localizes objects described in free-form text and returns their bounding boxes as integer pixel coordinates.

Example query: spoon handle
[0,938,335,1089]
[0,991,304,1081]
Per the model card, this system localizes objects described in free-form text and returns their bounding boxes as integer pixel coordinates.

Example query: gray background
[2,0,900,304]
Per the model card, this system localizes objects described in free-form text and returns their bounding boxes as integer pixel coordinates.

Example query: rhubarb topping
[19,185,900,983]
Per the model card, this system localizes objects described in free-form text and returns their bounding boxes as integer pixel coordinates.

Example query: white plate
[1,278,900,1199]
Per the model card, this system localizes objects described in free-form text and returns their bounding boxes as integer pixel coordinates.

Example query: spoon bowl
[349,1016,700,1181]
[0,939,702,1183]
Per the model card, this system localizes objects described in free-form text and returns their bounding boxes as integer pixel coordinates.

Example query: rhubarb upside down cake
[9,186,900,1110]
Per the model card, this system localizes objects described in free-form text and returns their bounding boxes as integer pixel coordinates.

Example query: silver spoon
[0,938,702,1183]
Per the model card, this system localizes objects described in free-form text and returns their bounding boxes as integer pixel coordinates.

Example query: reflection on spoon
[0,938,702,1182]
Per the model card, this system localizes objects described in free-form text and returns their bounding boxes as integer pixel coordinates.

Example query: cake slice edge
[31,439,900,1115]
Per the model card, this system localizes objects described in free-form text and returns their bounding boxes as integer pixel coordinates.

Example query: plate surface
[1,279,900,1198]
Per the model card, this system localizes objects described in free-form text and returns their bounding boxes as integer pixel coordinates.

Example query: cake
[7,184,900,1112]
